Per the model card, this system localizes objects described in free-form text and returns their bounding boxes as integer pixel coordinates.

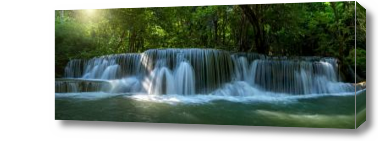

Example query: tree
[55,3,366,80]
[239,5,268,54]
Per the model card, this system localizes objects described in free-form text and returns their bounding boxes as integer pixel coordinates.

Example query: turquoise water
[55,90,366,129]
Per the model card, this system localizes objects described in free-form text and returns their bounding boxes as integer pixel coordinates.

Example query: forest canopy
[55,2,366,79]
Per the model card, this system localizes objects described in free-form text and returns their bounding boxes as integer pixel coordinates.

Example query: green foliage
[55,2,366,78]
[347,48,366,74]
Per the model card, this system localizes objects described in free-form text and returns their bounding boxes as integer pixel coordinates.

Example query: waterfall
[64,59,84,78]
[55,79,111,93]
[139,49,234,93]
[233,56,249,81]
[109,77,141,93]
[58,48,359,95]
[101,65,121,80]
[247,58,352,94]
[175,62,195,95]
[66,54,142,79]
[148,67,177,95]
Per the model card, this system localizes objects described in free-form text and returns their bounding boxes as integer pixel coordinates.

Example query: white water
[56,90,363,104]
[174,62,195,95]
[55,92,124,100]
[148,67,177,95]
[109,77,141,93]
[59,48,361,98]
[56,85,365,105]
[101,65,121,80]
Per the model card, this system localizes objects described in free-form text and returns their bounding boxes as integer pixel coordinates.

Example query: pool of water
[55,90,366,129]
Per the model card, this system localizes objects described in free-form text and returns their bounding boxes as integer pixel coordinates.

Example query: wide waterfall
[58,48,359,96]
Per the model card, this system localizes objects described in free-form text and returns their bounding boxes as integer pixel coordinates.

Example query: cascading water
[64,59,84,78]
[246,58,351,94]
[56,50,366,129]
[100,65,121,80]
[148,67,177,95]
[233,56,250,81]
[55,79,111,93]
[57,48,360,96]
[109,77,141,93]
[174,62,195,95]
[65,54,142,79]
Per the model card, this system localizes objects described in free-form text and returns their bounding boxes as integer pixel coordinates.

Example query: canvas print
[55,1,366,129]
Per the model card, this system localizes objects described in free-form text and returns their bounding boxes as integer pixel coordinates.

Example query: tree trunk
[222,11,227,45]
[116,30,126,52]
[129,29,137,53]
[331,2,344,62]
[239,5,269,54]
[238,15,246,52]
[213,18,218,46]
